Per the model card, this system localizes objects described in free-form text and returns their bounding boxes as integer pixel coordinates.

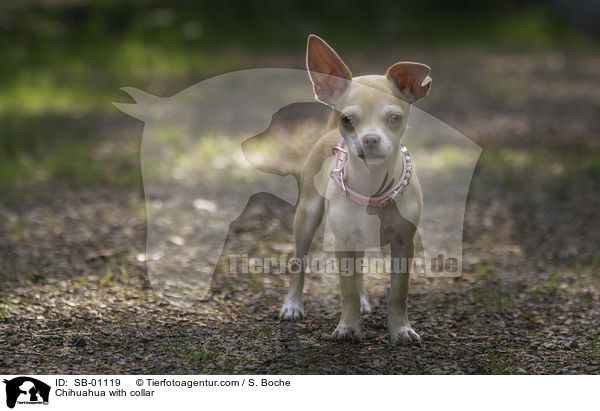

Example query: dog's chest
[325,189,419,248]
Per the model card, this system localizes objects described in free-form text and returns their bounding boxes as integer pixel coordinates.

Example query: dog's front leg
[388,239,421,345]
[280,195,324,320]
[332,250,363,341]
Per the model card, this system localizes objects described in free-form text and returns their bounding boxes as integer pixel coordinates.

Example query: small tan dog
[280,35,431,345]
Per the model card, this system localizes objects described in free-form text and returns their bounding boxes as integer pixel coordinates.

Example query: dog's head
[306,34,431,165]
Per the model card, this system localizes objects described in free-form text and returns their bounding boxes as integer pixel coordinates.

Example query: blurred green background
[0,0,598,202]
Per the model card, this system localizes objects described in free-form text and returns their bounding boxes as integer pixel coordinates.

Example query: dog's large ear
[306,35,352,106]
[386,62,432,103]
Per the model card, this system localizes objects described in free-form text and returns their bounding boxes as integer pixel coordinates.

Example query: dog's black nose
[362,134,381,146]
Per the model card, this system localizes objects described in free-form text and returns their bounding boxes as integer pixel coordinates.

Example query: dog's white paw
[360,296,372,314]
[332,321,362,341]
[390,326,421,346]
[279,300,304,321]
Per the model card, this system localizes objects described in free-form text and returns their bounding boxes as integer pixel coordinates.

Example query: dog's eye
[341,115,355,127]
[388,113,403,124]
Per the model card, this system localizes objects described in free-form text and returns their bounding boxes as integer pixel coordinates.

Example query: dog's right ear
[306,35,352,106]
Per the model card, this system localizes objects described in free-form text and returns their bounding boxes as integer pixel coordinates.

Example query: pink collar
[330,138,412,208]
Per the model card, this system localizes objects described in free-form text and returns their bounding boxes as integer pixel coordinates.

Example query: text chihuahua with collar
[280,35,432,345]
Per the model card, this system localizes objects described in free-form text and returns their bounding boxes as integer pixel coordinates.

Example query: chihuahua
[279,35,431,345]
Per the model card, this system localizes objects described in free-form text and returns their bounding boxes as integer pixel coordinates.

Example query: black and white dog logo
[3,377,50,409]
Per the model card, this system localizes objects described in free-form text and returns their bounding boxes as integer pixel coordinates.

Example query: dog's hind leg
[280,194,324,320]
[357,273,372,314]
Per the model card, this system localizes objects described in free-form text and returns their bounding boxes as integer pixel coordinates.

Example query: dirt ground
[1,48,599,374]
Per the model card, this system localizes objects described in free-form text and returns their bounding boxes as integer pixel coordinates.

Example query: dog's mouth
[357,150,386,160]
[355,143,387,163]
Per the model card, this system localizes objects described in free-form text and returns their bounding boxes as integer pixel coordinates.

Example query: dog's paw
[279,300,304,321]
[390,326,421,346]
[360,296,372,314]
[332,321,362,341]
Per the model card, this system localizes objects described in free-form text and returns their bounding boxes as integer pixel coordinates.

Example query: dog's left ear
[386,62,432,103]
